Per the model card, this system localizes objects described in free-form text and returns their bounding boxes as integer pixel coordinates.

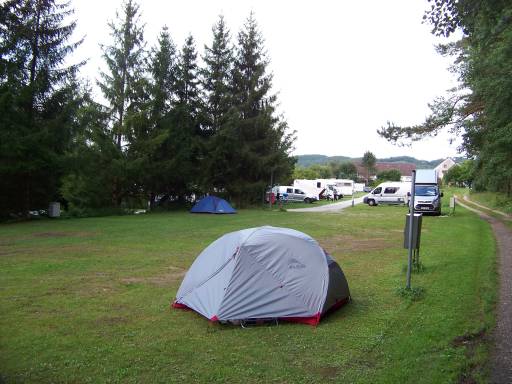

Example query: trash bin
[48,202,60,218]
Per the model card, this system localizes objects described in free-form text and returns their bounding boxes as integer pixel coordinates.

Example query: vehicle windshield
[415,185,438,196]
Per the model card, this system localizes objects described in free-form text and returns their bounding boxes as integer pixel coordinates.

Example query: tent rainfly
[190,195,236,214]
[172,226,350,325]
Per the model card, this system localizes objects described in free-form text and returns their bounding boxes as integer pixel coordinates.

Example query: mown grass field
[0,192,496,383]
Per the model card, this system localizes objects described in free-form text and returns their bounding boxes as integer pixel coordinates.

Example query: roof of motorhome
[415,169,437,184]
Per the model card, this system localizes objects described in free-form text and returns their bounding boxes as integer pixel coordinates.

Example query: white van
[270,186,318,204]
[413,169,443,215]
[363,182,411,206]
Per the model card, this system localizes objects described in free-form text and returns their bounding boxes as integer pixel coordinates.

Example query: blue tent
[190,196,237,214]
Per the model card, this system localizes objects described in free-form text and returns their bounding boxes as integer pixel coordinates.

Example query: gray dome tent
[172,226,350,325]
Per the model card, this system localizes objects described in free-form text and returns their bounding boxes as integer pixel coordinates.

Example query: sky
[71,0,462,161]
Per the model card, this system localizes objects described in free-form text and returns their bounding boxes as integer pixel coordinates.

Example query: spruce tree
[98,0,146,149]
[166,34,203,200]
[228,13,295,205]
[0,0,82,216]
[97,0,147,206]
[144,26,178,208]
[201,15,235,193]
[202,15,233,134]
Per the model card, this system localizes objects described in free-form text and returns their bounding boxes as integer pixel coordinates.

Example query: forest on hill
[295,154,464,169]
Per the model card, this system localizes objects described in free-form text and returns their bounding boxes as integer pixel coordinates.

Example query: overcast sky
[72,0,461,161]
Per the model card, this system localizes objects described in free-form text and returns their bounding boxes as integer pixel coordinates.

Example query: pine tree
[200,15,235,193]
[98,0,146,149]
[149,26,176,122]
[228,13,295,205]
[144,25,177,208]
[165,34,203,200]
[202,15,233,134]
[0,0,82,217]
[97,0,147,206]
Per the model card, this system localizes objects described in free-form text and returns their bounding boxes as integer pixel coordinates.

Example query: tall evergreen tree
[149,26,176,122]
[144,25,177,208]
[202,15,233,134]
[165,34,203,200]
[97,0,147,206]
[98,0,146,149]
[201,15,235,193]
[228,13,295,205]
[0,0,82,216]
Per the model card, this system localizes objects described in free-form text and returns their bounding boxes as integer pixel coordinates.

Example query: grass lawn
[271,192,367,210]
[0,192,496,383]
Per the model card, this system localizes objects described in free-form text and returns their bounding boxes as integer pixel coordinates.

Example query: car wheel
[368,199,376,206]
[304,198,311,204]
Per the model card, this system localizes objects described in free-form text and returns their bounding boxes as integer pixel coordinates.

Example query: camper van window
[384,187,398,194]
[373,187,382,194]
[343,183,351,187]
[287,188,293,193]
[294,189,304,194]
[316,182,321,188]
[415,185,438,196]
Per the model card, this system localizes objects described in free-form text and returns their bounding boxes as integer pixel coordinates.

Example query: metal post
[269,169,274,210]
[351,184,355,207]
[406,170,416,289]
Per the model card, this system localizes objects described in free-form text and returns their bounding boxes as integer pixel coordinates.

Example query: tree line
[0,0,296,218]
[379,0,512,196]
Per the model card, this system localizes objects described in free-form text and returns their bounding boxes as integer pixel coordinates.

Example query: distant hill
[296,154,351,167]
[295,154,465,169]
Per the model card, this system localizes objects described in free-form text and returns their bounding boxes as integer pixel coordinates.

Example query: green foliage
[379,0,512,196]
[377,169,401,182]
[361,151,377,182]
[444,160,475,187]
[292,161,358,181]
[1,4,296,215]
[292,166,320,180]
[225,13,295,205]
[0,0,82,217]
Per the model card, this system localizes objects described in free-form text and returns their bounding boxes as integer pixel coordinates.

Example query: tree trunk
[23,174,31,219]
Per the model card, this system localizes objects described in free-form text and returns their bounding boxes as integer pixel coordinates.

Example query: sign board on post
[404,213,422,249]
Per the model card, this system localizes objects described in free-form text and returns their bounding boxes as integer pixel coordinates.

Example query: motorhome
[293,179,354,200]
[412,169,443,215]
[363,182,411,206]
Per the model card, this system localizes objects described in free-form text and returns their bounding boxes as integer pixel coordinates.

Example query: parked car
[267,186,318,203]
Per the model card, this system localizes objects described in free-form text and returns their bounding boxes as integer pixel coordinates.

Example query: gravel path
[286,197,365,212]
[456,197,512,383]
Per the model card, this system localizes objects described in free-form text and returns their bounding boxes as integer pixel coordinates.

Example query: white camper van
[293,179,354,200]
[412,169,443,215]
[363,182,411,206]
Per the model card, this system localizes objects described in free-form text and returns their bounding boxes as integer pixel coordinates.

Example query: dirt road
[456,197,512,383]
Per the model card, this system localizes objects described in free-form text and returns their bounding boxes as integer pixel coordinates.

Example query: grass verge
[0,196,496,383]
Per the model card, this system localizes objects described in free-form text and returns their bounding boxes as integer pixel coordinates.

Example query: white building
[434,158,457,180]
